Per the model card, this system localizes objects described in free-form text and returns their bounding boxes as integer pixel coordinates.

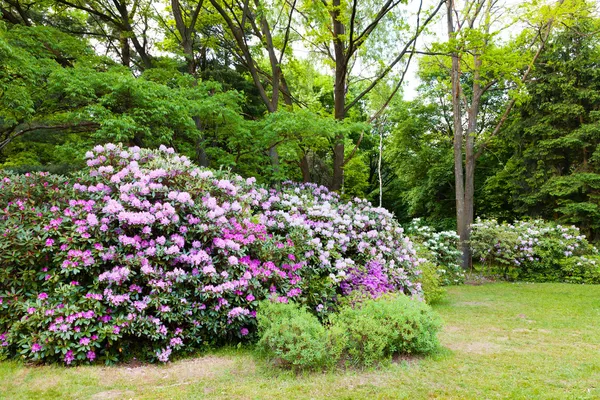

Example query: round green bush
[331,294,441,367]
[256,301,339,371]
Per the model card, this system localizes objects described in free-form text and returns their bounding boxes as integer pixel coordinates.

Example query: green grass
[1,283,599,399]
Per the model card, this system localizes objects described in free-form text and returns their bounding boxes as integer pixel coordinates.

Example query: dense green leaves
[482,19,600,239]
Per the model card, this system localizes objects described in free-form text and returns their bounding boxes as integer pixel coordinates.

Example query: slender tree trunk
[269,146,280,175]
[462,54,482,270]
[448,0,468,269]
[171,0,196,75]
[331,0,346,191]
[378,123,383,207]
[300,153,311,182]
[120,33,130,67]
[194,116,209,167]
[464,110,476,270]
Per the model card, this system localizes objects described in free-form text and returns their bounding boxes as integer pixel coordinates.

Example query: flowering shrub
[0,144,423,365]
[470,218,599,282]
[406,219,464,285]
[251,184,423,312]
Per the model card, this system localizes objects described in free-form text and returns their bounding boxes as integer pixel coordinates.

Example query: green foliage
[331,294,441,367]
[256,301,339,371]
[256,295,442,371]
[481,19,600,238]
[416,260,445,305]
[384,100,456,224]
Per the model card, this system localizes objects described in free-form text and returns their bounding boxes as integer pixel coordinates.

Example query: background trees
[1,0,600,245]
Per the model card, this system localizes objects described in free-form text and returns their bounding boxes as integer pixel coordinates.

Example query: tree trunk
[300,153,311,182]
[120,33,130,67]
[330,0,346,191]
[462,53,482,270]
[269,145,280,176]
[448,0,469,269]
[171,0,196,75]
[464,111,476,270]
[194,116,209,167]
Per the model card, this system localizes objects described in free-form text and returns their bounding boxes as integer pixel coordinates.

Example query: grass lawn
[1,283,599,399]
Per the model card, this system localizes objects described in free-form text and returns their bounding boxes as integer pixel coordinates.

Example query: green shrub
[331,294,441,367]
[256,301,339,371]
[559,255,600,283]
[417,261,445,304]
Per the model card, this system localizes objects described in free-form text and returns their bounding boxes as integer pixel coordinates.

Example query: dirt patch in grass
[98,355,250,387]
[463,274,498,285]
[10,368,29,387]
[443,325,463,333]
[90,389,136,399]
[446,340,503,355]
[27,374,61,392]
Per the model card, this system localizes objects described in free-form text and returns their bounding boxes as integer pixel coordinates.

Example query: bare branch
[344,0,444,114]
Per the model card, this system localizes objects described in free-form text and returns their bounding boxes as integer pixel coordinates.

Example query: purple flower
[45,239,54,247]
[86,213,99,226]
[86,350,96,361]
[31,343,42,352]
[37,293,48,300]
[157,347,172,363]
[80,337,90,346]
[240,328,249,336]
[228,256,239,265]
[64,350,74,365]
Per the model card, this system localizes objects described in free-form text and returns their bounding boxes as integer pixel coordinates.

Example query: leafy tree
[298,0,444,190]
[438,0,583,267]
[0,24,257,176]
[483,18,600,239]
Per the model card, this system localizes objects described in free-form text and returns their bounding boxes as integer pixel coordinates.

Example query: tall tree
[207,0,297,172]
[443,0,579,268]
[483,18,600,239]
[299,0,444,190]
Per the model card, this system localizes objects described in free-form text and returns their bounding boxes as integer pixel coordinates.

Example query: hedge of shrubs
[0,144,426,365]
[471,218,600,283]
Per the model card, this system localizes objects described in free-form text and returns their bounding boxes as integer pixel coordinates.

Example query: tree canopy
[1,0,600,243]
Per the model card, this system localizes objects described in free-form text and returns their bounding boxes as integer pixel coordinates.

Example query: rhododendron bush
[0,144,423,365]
[471,218,600,283]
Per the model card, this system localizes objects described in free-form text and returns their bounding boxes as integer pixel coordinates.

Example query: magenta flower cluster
[0,144,422,365]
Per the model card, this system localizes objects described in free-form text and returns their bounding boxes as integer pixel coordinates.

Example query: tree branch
[344,0,444,114]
